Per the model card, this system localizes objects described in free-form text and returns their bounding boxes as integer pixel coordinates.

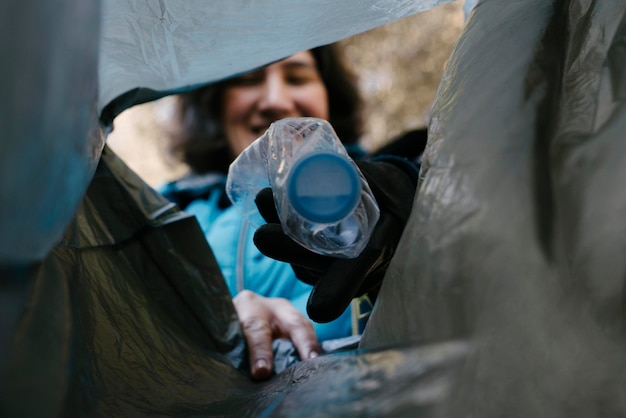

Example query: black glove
[253,157,419,323]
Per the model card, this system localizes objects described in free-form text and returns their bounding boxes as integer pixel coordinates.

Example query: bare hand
[232,290,321,380]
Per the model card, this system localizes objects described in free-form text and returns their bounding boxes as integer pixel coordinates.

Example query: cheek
[222,91,253,155]
[222,89,253,125]
[297,86,329,120]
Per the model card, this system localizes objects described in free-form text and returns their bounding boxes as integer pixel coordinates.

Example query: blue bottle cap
[287,152,361,224]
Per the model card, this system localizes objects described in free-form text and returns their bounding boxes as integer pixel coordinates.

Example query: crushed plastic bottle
[226,117,380,259]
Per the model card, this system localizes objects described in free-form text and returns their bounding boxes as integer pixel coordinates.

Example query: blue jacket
[160,173,365,341]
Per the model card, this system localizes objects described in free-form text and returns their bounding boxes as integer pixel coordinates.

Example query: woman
[160,44,368,376]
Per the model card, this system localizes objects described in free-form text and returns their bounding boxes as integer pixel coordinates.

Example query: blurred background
[106,1,466,188]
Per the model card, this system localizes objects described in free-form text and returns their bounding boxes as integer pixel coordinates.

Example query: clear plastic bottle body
[226,117,379,259]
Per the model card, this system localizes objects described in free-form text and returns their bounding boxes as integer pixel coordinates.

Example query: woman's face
[221,51,329,156]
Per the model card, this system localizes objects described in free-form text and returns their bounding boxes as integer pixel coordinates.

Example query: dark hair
[170,43,363,174]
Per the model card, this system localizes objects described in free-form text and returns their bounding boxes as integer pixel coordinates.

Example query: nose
[256,75,296,118]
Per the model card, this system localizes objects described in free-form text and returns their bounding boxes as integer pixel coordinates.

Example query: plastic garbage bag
[98,0,452,126]
[0,0,102,265]
[362,0,626,416]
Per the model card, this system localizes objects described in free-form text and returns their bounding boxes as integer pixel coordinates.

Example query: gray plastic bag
[363,0,626,416]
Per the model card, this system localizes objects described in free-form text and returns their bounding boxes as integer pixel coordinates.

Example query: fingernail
[255,359,269,372]
[309,351,319,359]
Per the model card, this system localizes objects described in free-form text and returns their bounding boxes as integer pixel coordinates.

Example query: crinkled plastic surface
[362,0,626,416]
[98,0,452,125]
[226,118,380,258]
[0,0,103,264]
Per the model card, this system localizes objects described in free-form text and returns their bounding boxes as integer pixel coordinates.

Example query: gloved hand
[253,157,418,323]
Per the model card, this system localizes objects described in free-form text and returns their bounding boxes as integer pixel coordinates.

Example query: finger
[271,305,321,360]
[287,323,321,361]
[307,246,380,323]
[291,265,322,286]
[242,317,274,380]
[232,291,274,380]
[254,187,280,223]
[253,224,332,271]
